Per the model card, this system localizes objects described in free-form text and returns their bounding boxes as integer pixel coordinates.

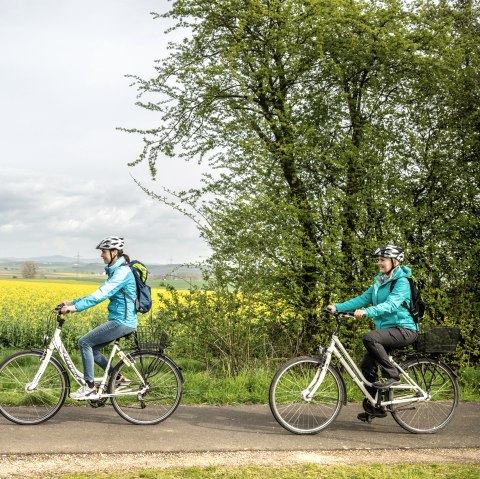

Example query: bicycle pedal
[357,412,374,423]
[88,398,107,408]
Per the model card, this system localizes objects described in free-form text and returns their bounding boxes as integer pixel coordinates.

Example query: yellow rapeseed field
[0,279,171,350]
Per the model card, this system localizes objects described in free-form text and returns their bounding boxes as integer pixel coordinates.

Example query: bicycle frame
[303,315,429,409]
[28,317,147,399]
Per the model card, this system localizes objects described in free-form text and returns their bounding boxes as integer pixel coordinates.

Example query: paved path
[1,402,479,455]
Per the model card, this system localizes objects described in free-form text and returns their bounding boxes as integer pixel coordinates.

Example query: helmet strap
[108,250,118,266]
[386,259,397,276]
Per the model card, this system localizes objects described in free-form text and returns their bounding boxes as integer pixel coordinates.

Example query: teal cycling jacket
[334,265,418,331]
[73,256,138,328]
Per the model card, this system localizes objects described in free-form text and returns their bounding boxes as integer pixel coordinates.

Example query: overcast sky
[0,0,211,264]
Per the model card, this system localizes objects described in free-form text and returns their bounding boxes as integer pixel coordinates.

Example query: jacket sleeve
[335,286,374,313]
[364,277,410,319]
[73,267,130,312]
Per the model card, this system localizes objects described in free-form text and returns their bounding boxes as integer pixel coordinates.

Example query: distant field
[0,271,205,289]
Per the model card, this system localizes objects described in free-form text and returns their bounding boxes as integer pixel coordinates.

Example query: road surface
[1,402,479,454]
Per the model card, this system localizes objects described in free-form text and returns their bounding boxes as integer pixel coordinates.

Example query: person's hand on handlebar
[327,306,365,318]
[58,300,77,315]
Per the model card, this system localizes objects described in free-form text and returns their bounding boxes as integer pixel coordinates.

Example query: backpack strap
[389,278,409,310]
[119,263,135,319]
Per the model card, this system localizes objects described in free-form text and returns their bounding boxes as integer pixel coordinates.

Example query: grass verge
[36,464,480,479]
[1,348,479,403]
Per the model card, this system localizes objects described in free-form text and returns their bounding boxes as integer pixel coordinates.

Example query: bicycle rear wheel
[0,350,68,425]
[110,351,183,425]
[269,356,344,434]
[391,357,459,433]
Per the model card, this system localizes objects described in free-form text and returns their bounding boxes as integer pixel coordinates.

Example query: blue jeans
[78,321,135,383]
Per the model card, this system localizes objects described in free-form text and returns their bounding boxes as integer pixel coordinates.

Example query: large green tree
[126,0,479,359]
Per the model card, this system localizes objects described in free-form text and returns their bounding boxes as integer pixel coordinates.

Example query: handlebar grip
[54,304,70,315]
[324,308,355,318]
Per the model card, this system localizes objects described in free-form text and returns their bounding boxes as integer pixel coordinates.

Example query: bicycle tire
[0,350,68,425]
[269,356,345,434]
[390,357,459,434]
[109,351,183,425]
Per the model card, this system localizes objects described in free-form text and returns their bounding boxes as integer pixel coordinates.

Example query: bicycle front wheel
[110,351,183,425]
[391,357,459,434]
[269,356,344,434]
[0,350,68,425]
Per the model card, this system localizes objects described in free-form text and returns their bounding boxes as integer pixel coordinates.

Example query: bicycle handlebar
[324,308,355,319]
[54,304,70,316]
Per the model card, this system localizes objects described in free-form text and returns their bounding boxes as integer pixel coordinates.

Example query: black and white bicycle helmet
[95,236,125,251]
[371,245,405,263]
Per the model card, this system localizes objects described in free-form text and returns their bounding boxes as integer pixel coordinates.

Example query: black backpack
[121,260,152,314]
[390,277,425,323]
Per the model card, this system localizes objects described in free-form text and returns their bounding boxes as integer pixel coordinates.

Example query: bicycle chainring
[88,398,108,408]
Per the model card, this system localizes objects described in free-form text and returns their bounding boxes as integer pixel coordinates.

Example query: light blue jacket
[73,256,138,328]
[335,266,418,331]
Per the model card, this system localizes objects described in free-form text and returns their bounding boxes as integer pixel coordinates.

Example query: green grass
[181,367,272,404]
[33,464,480,479]
[1,348,479,404]
[458,367,480,401]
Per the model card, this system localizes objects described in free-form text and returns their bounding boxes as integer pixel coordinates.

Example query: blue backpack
[121,260,152,314]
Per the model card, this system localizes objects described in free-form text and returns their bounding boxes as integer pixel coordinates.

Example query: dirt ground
[1,448,479,478]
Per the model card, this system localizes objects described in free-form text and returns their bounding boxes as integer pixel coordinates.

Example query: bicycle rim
[110,352,182,425]
[391,357,459,434]
[0,350,67,425]
[269,356,344,434]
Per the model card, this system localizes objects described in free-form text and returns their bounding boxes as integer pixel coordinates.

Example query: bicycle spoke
[391,358,459,433]
[0,351,67,425]
[269,357,343,434]
[110,351,182,425]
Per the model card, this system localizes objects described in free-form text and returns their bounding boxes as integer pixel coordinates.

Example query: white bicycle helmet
[95,236,125,251]
[372,245,404,262]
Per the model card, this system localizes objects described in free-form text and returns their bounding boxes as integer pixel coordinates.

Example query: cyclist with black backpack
[327,245,419,422]
[60,236,137,400]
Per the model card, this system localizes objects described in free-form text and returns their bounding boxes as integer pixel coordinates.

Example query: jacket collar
[105,255,126,275]
[375,265,412,285]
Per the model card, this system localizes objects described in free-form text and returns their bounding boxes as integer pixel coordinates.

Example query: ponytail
[119,251,131,263]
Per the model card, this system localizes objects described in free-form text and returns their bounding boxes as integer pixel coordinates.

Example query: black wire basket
[414,326,460,353]
[133,326,169,353]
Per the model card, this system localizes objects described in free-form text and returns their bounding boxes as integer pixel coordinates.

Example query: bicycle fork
[25,328,63,392]
[301,342,335,401]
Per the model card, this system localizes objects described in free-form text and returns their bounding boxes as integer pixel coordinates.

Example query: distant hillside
[0,256,204,281]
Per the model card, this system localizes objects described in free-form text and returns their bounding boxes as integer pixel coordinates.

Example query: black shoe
[358,398,388,422]
[373,377,401,389]
[357,409,387,422]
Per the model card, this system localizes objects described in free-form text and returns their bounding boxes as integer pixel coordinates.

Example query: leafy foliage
[125,0,480,368]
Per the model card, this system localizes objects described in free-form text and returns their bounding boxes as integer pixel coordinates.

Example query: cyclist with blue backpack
[60,236,137,400]
[327,245,419,422]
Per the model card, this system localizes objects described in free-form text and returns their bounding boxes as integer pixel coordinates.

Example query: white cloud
[0,166,210,264]
[0,1,210,264]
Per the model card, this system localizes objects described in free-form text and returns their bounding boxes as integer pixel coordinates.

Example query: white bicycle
[269,310,460,434]
[0,307,183,425]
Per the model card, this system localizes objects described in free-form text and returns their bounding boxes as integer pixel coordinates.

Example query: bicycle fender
[405,356,458,378]
[331,364,348,405]
[309,356,348,406]
[27,349,70,387]
[163,355,184,384]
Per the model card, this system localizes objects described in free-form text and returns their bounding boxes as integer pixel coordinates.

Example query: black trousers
[361,327,418,396]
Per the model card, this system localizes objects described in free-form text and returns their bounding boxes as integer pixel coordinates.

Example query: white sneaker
[70,384,98,400]
[115,375,132,390]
